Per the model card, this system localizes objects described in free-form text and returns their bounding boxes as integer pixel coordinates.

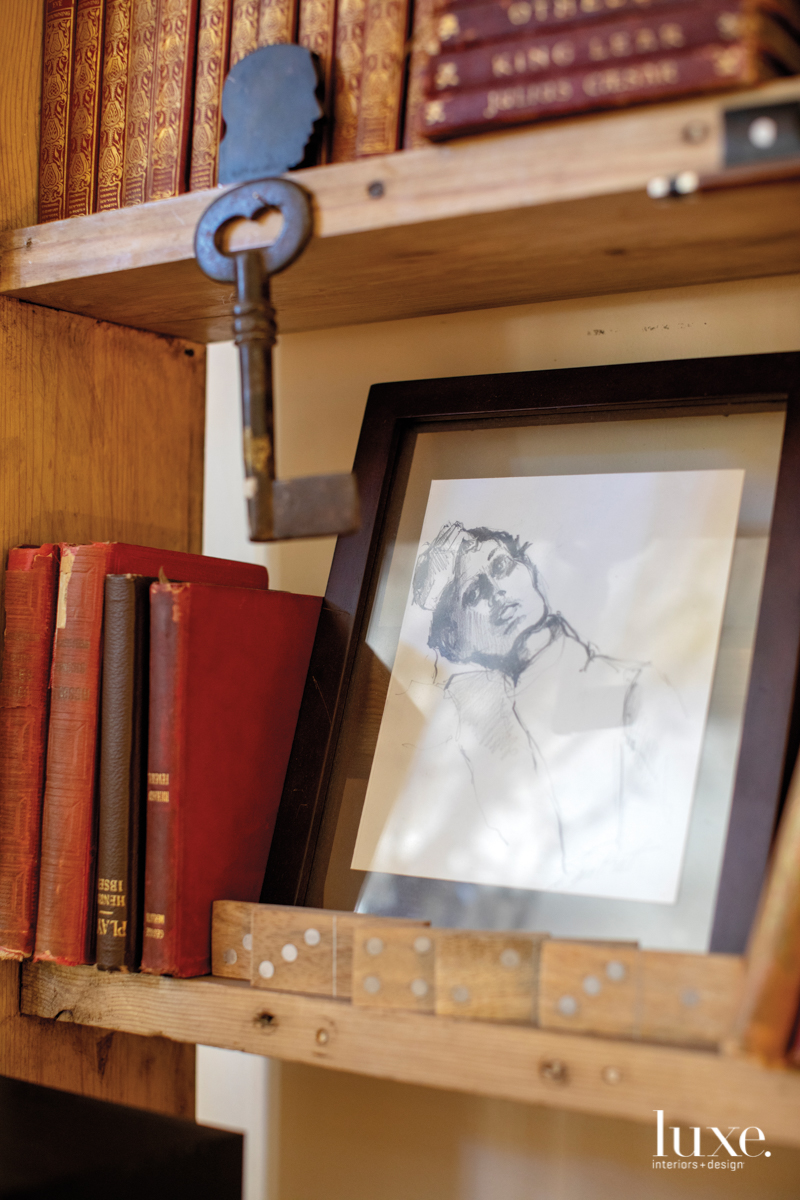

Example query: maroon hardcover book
[38,0,78,222]
[33,544,269,968]
[141,582,321,978]
[0,546,60,960]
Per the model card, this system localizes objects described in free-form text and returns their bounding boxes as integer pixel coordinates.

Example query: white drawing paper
[351,470,745,904]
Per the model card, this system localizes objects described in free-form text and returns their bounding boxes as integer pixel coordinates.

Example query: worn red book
[189,0,233,190]
[427,0,800,95]
[404,0,440,147]
[147,0,200,200]
[33,544,269,967]
[141,583,321,978]
[38,0,78,223]
[97,0,134,211]
[65,0,107,217]
[421,41,784,138]
[0,546,60,960]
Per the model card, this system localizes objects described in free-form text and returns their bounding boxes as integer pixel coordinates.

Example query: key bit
[195,177,359,542]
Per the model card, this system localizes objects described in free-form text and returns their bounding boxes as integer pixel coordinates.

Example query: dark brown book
[354,0,411,156]
[65,0,106,217]
[230,0,260,62]
[97,0,133,211]
[404,0,440,147]
[421,41,781,138]
[38,0,78,223]
[121,0,159,206]
[96,576,151,972]
[258,0,300,42]
[427,1,800,95]
[189,0,233,190]
[330,0,368,160]
[147,0,200,200]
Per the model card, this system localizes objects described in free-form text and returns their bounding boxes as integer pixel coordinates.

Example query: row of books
[421,0,800,139]
[0,542,320,977]
[38,0,432,223]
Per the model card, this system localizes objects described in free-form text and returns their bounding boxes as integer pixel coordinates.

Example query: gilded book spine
[298,0,337,159]
[258,0,300,43]
[65,0,107,217]
[330,0,367,161]
[97,0,133,211]
[122,0,159,206]
[436,0,700,50]
[147,0,199,200]
[230,0,260,62]
[189,0,232,190]
[354,0,410,156]
[38,0,78,223]
[403,0,440,147]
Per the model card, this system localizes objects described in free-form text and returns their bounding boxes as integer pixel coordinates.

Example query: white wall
[200,273,800,1200]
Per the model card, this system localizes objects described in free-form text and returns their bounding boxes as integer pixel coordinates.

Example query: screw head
[367,180,385,198]
[315,1027,330,1046]
[540,1059,568,1084]
[602,1065,622,1085]
[682,119,710,145]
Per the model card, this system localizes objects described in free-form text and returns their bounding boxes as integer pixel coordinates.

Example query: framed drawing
[262,352,800,954]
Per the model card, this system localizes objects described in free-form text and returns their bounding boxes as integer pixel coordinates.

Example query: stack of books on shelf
[0,542,320,977]
[419,0,800,139]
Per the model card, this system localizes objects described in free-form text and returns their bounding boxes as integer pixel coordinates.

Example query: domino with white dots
[352,925,436,1012]
[435,931,547,1022]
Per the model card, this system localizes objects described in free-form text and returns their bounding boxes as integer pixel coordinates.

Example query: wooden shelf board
[3,80,800,340]
[22,963,800,1145]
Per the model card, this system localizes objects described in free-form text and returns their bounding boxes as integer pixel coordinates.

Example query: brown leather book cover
[97,0,133,211]
[33,543,269,968]
[330,0,368,161]
[230,0,260,62]
[65,0,106,217]
[427,1,800,95]
[299,0,338,151]
[258,0,300,43]
[38,0,78,223]
[147,0,200,200]
[403,0,440,147]
[421,41,778,139]
[0,546,59,960]
[189,0,233,190]
[122,0,160,206]
[141,583,321,978]
[96,576,151,972]
[355,0,411,156]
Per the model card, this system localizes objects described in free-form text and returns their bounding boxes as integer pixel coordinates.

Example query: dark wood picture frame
[262,352,800,954]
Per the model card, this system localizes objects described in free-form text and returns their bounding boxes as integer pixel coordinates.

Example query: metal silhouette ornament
[195,45,359,542]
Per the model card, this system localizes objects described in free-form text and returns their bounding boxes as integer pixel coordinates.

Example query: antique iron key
[195,178,359,542]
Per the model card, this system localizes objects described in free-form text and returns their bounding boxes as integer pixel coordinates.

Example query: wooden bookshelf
[23,962,800,1146]
[2,78,800,342]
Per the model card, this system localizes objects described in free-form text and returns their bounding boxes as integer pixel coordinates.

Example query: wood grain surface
[3,78,800,339]
[0,0,44,231]
[21,962,800,1146]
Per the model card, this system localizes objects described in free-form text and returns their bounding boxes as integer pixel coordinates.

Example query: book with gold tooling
[298,0,338,155]
[189,0,233,190]
[65,0,106,217]
[230,0,260,62]
[122,0,159,205]
[404,0,440,146]
[355,0,411,156]
[147,0,201,200]
[97,0,134,211]
[258,0,300,44]
[38,0,78,222]
[330,0,367,160]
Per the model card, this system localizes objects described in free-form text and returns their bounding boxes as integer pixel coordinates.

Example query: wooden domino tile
[639,950,744,1047]
[211,900,259,980]
[539,941,640,1036]
[352,924,436,1012]
[435,931,545,1022]
[250,906,355,998]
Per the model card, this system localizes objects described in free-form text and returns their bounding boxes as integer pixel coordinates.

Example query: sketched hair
[413,524,537,667]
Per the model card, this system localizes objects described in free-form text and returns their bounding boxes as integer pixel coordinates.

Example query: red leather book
[230,0,260,64]
[121,0,160,207]
[97,0,134,211]
[258,0,300,43]
[330,0,368,161]
[65,0,107,217]
[141,583,321,978]
[188,0,233,191]
[403,0,440,147]
[38,0,78,223]
[147,0,200,200]
[427,0,800,95]
[33,544,268,967]
[0,546,60,960]
[421,41,782,139]
[298,0,337,161]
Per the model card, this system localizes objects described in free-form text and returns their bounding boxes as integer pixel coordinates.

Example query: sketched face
[455,541,546,663]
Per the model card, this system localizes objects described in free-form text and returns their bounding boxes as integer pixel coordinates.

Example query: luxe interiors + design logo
[654,1110,772,1171]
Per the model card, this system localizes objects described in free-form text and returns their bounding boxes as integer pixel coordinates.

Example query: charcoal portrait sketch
[351,471,745,904]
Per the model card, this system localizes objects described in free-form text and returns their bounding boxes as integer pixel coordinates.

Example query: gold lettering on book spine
[355,0,408,157]
[330,0,367,161]
[97,0,133,210]
[122,0,158,206]
[39,0,77,223]
[66,0,105,218]
[149,0,195,200]
[190,0,231,190]
[230,0,259,63]
[403,0,439,147]
[258,0,298,45]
